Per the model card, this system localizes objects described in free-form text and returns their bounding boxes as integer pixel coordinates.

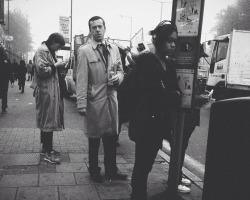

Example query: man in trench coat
[76,16,127,183]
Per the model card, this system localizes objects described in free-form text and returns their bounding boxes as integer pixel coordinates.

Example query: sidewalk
[0,82,203,199]
[0,126,203,200]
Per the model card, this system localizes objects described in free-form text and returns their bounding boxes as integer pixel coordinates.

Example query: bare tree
[4,9,33,56]
[212,0,250,37]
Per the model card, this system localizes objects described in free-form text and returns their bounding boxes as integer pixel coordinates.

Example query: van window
[215,41,228,62]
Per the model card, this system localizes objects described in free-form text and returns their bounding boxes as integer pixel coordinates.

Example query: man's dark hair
[149,20,178,47]
[45,32,65,47]
[88,16,106,31]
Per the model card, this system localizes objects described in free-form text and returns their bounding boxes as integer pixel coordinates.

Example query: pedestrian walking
[76,16,127,183]
[33,32,67,164]
[0,44,14,114]
[18,60,27,93]
[128,20,181,200]
[12,59,19,81]
[26,60,33,81]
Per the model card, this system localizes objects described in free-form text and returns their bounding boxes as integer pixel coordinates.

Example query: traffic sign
[4,35,13,41]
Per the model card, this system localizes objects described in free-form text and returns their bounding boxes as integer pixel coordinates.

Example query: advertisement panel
[59,16,70,43]
[176,0,201,36]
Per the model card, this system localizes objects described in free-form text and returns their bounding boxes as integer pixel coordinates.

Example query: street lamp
[152,0,172,22]
[5,0,13,60]
[120,15,133,48]
[5,0,12,35]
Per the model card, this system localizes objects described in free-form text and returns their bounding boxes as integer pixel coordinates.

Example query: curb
[160,140,204,190]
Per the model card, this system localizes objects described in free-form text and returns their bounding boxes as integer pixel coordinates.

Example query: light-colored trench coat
[33,43,64,132]
[77,39,124,138]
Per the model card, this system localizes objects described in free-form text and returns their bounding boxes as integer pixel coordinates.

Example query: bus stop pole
[167,111,185,196]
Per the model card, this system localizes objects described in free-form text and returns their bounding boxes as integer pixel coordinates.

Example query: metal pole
[168,111,185,196]
[70,0,73,68]
[7,0,9,35]
[160,2,163,21]
[120,15,132,48]
[152,0,172,22]
[7,0,10,60]
[130,17,132,48]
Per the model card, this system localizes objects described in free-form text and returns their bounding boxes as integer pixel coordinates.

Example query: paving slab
[148,172,168,183]
[56,163,88,173]
[69,153,88,163]
[59,185,100,200]
[147,183,168,199]
[96,183,131,199]
[0,187,17,200]
[0,174,38,187]
[16,186,58,200]
[39,173,76,186]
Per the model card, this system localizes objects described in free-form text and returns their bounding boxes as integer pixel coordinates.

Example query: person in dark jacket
[0,44,14,114]
[12,59,19,81]
[129,20,180,200]
[18,60,27,93]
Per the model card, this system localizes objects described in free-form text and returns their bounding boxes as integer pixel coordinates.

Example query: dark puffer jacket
[128,52,180,146]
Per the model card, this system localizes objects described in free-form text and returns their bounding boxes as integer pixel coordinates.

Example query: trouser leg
[88,138,101,172]
[131,141,160,199]
[103,135,117,174]
[21,81,25,92]
[41,131,53,154]
[1,91,7,110]
[179,126,196,183]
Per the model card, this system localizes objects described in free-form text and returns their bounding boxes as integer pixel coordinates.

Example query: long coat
[77,39,124,138]
[34,43,64,132]
[0,55,12,98]
[128,52,180,146]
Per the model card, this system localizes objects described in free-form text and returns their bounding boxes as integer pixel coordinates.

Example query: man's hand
[109,74,120,86]
[78,108,86,116]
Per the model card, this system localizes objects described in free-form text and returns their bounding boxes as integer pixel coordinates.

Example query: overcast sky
[8,0,237,51]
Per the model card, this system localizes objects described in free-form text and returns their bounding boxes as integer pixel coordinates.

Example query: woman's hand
[54,60,66,68]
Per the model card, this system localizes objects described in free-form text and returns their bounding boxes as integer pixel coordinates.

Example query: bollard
[203,97,250,200]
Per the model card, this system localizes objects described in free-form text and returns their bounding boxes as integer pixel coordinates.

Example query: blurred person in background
[18,60,27,93]
[0,43,14,114]
[12,59,19,81]
[26,60,33,81]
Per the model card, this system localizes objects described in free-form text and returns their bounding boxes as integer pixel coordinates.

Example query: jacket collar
[41,42,50,52]
[90,39,112,50]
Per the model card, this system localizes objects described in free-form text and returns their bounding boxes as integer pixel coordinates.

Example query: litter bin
[203,97,250,200]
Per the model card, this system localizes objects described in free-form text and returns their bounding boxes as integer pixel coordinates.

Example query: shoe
[41,148,60,156]
[181,177,191,186]
[106,171,128,180]
[44,153,61,164]
[178,184,191,193]
[51,149,60,156]
[2,110,7,114]
[90,172,103,183]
